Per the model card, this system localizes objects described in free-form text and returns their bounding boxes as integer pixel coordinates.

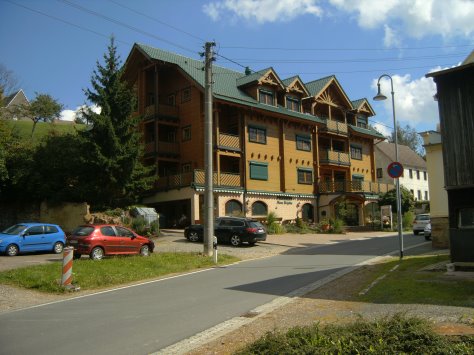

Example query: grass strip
[0,252,239,293]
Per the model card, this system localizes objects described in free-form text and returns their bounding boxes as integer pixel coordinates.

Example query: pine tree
[80,37,151,208]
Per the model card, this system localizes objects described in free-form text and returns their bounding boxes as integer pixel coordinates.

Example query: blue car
[0,223,66,256]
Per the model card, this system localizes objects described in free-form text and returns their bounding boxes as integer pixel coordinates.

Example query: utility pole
[203,41,215,256]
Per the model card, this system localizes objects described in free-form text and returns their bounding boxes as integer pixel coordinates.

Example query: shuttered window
[249,162,268,180]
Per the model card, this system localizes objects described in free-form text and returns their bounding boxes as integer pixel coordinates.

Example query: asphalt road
[0,234,429,355]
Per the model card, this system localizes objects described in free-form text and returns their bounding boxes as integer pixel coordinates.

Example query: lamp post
[373,74,404,259]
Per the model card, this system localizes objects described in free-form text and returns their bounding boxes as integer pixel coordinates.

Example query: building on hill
[123,43,392,227]
[375,141,429,203]
[1,89,29,120]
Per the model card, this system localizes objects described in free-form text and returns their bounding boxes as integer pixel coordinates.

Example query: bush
[131,217,147,236]
[265,212,285,235]
[403,210,415,231]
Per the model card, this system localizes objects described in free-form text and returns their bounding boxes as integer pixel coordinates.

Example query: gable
[283,76,309,96]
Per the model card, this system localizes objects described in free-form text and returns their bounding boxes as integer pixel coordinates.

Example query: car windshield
[2,224,28,235]
[416,215,430,221]
[72,226,94,237]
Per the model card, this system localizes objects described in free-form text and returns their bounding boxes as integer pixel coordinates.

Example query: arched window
[252,201,268,216]
[302,203,314,222]
[225,199,242,216]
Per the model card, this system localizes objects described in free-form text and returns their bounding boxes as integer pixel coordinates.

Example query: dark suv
[184,217,267,246]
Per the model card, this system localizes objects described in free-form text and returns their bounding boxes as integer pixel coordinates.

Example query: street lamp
[373,74,404,259]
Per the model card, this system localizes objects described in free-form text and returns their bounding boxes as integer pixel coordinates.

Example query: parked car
[67,224,155,260]
[424,223,432,241]
[0,223,66,256]
[413,213,430,235]
[184,217,267,246]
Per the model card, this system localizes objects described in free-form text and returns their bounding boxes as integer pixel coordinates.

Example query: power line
[106,0,205,43]
[58,0,197,55]
[220,43,474,52]
[5,0,132,46]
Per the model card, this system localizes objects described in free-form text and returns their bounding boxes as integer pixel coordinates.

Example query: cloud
[203,0,323,23]
[371,72,439,127]
[329,0,474,41]
[203,0,474,42]
[383,24,401,48]
[59,105,101,122]
[372,122,392,138]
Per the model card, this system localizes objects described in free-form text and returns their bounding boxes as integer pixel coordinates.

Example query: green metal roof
[235,68,271,87]
[349,124,385,139]
[305,75,335,96]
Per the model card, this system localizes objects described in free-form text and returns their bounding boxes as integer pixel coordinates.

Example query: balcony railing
[153,169,242,190]
[319,149,350,166]
[319,180,394,194]
[323,119,348,135]
[218,133,241,151]
[144,141,180,156]
[144,104,179,119]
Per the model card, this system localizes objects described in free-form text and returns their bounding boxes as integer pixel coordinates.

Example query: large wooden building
[123,43,392,227]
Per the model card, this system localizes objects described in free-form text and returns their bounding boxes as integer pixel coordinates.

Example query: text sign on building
[387,161,404,179]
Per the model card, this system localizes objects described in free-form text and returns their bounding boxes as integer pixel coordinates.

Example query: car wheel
[230,235,241,247]
[140,245,150,256]
[413,231,419,235]
[73,253,82,260]
[6,244,19,256]
[53,242,64,254]
[249,242,256,246]
[90,247,104,260]
[188,231,200,242]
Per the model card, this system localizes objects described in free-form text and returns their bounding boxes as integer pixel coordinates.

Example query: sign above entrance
[387,161,404,179]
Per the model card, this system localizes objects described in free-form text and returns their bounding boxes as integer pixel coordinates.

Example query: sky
[1,0,473,136]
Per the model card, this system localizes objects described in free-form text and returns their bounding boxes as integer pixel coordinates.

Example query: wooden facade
[427,54,474,263]
[123,44,391,226]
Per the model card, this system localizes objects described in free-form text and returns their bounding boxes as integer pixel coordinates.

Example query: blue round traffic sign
[387,161,404,178]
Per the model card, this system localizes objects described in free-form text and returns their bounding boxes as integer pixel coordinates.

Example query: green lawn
[0,252,239,293]
[6,120,85,142]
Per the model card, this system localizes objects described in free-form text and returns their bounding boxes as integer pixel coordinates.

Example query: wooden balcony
[318,180,394,194]
[322,119,348,135]
[218,133,241,151]
[319,149,350,166]
[153,169,242,191]
[144,141,180,156]
[144,104,179,120]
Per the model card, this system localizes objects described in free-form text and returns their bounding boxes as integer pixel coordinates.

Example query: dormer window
[286,96,300,112]
[357,114,368,128]
[259,89,274,106]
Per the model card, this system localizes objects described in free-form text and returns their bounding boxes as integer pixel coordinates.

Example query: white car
[413,213,430,235]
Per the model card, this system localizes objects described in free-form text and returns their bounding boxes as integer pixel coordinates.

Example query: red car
[67,225,155,260]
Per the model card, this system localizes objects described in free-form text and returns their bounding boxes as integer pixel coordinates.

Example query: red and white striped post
[61,246,74,287]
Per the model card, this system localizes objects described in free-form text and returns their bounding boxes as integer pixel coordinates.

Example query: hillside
[5,120,86,141]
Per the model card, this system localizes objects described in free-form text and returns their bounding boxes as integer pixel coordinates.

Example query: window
[225,200,242,216]
[416,170,420,180]
[252,201,268,216]
[376,168,383,178]
[286,96,300,111]
[182,163,191,173]
[45,226,59,234]
[296,135,311,151]
[350,145,362,160]
[417,190,422,200]
[116,226,134,237]
[249,161,268,180]
[409,169,413,178]
[357,115,367,129]
[248,126,266,144]
[182,87,191,102]
[26,226,43,235]
[424,191,428,200]
[167,94,176,106]
[459,208,474,229]
[182,126,191,141]
[423,171,427,180]
[100,226,115,236]
[352,174,364,190]
[259,89,274,105]
[297,168,313,184]
[410,189,414,196]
